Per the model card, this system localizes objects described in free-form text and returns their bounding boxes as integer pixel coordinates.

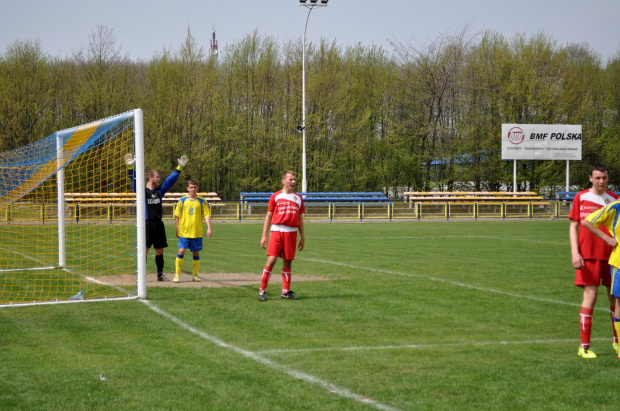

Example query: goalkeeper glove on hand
[124,153,135,169]
[177,155,189,171]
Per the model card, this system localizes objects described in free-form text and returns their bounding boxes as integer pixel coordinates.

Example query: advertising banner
[501,124,582,160]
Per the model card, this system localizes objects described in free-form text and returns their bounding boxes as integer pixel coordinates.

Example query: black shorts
[146,220,168,249]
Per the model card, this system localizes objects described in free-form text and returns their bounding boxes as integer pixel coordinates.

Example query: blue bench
[557,191,620,201]
[556,192,576,201]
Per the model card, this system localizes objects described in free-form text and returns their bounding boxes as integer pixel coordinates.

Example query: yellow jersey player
[173,179,212,283]
[584,198,620,359]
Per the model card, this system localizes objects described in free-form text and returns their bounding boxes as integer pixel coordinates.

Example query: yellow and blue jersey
[586,199,620,269]
[174,196,211,239]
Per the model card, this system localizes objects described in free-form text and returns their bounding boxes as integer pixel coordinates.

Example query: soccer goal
[0,109,147,306]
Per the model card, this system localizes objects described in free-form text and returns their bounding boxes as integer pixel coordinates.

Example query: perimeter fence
[207,199,568,221]
[0,194,574,224]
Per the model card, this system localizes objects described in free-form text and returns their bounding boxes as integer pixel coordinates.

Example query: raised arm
[159,156,189,195]
[124,153,137,192]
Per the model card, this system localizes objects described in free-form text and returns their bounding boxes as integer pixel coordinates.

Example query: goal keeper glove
[177,155,189,171]
[124,153,135,169]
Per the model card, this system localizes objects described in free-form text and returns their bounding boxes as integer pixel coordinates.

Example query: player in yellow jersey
[173,179,212,283]
[584,199,620,359]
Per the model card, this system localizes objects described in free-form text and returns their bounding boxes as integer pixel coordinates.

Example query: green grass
[1,220,617,410]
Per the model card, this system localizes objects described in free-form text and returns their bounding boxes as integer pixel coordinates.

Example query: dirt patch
[86,273,329,288]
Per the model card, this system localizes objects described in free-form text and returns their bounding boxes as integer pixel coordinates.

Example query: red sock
[260,266,271,293]
[611,305,618,343]
[580,307,594,347]
[282,268,291,293]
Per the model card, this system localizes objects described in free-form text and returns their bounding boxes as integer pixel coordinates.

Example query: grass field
[1,220,618,410]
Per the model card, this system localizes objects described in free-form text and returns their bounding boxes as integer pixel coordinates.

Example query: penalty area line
[141,300,400,411]
[298,257,599,312]
[256,337,606,355]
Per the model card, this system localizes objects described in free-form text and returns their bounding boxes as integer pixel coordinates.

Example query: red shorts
[575,259,611,287]
[267,231,298,261]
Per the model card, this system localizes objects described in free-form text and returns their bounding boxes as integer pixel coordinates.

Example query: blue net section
[0,111,134,210]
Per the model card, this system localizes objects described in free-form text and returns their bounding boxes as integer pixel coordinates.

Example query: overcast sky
[1,0,619,62]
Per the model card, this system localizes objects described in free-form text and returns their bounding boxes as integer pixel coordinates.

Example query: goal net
[0,109,147,306]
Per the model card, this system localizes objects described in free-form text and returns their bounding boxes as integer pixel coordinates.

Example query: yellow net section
[0,112,137,305]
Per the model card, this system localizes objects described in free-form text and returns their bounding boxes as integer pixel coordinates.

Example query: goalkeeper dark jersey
[128,168,181,222]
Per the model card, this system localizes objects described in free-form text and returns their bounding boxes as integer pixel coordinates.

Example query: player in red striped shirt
[569,162,619,358]
[258,171,305,301]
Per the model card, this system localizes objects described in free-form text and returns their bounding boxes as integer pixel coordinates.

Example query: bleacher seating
[240,192,389,203]
[64,192,221,204]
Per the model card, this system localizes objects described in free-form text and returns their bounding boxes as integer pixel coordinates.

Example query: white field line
[312,235,563,244]
[297,257,599,311]
[142,300,400,411]
[0,246,56,270]
[0,266,56,273]
[256,337,611,355]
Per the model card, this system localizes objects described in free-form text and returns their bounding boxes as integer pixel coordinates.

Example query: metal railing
[1,199,570,224]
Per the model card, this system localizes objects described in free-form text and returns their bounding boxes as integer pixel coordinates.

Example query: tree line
[1,25,619,199]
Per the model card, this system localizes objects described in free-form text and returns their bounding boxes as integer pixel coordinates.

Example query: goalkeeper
[126,153,189,281]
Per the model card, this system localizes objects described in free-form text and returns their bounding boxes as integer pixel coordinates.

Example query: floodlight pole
[300,0,328,193]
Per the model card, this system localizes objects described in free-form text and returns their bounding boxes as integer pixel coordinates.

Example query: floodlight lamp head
[320,0,328,3]
[299,0,307,3]
[297,125,305,132]
[310,0,318,3]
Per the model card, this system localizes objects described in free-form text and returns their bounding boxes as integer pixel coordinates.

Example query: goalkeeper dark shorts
[146,220,168,249]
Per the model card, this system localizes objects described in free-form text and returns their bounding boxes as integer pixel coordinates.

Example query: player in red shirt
[569,162,619,358]
[258,171,305,301]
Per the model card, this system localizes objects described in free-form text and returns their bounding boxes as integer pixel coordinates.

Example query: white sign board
[501,124,582,160]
